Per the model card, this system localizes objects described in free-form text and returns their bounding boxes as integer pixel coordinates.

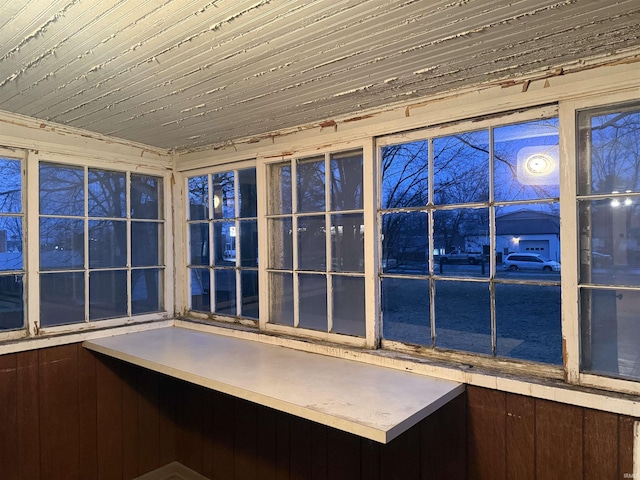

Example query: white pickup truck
[438,250,484,265]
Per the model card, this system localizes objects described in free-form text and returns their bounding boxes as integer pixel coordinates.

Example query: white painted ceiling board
[1,0,639,153]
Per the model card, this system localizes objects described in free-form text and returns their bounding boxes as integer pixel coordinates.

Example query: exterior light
[517,146,559,185]
[611,199,620,207]
[625,198,633,206]
[524,153,554,176]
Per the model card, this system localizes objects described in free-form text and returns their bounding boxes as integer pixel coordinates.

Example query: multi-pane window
[578,101,640,381]
[0,154,24,331]
[379,113,562,364]
[267,150,365,336]
[39,163,164,327]
[187,168,258,319]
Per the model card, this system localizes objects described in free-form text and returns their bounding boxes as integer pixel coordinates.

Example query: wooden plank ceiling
[1,0,639,153]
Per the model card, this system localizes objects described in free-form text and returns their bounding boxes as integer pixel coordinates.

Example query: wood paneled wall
[0,343,636,480]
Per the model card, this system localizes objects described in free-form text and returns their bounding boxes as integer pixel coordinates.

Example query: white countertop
[83,326,464,443]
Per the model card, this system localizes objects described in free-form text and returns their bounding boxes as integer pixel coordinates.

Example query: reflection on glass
[297,156,325,213]
[189,223,209,266]
[268,218,293,270]
[40,218,84,270]
[496,284,561,364]
[190,268,210,312]
[579,198,640,286]
[239,220,258,267]
[131,174,163,219]
[238,168,257,218]
[268,163,292,215]
[132,222,162,267]
[188,175,209,220]
[132,269,162,314]
[494,118,559,202]
[40,272,84,326]
[89,270,127,320]
[298,216,326,271]
[241,270,259,319]
[40,163,84,216]
[88,220,127,268]
[381,140,429,209]
[0,217,22,271]
[381,212,428,274]
[330,150,362,211]
[332,276,365,336]
[269,272,293,325]
[579,105,640,196]
[495,203,560,281]
[382,277,430,345]
[434,130,489,204]
[581,288,640,380]
[434,208,489,278]
[88,169,126,217]
[435,280,491,355]
[212,172,235,219]
[0,158,22,213]
[215,269,236,315]
[298,273,327,331]
[0,275,23,330]
[331,214,363,273]
[214,222,236,266]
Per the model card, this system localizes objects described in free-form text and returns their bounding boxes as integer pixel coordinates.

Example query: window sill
[83,325,465,444]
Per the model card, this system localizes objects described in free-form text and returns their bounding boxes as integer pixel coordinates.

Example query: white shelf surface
[83,326,464,443]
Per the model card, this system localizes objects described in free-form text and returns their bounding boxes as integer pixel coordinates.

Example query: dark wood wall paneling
[0,344,178,480]
[0,344,637,480]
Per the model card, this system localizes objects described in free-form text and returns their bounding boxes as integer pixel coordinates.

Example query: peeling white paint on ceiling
[0,0,639,152]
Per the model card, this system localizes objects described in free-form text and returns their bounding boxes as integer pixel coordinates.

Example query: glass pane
[0,275,23,330]
[434,208,489,278]
[189,223,209,266]
[241,270,259,319]
[331,214,363,273]
[215,269,236,315]
[494,118,560,201]
[381,140,429,209]
[212,172,235,219]
[298,273,327,331]
[382,277,430,346]
[332,276,365,336]
[579,104,640,196]
[435,280,491,355]
[297,156,325,213]
[190,268,210,312]
[214,222,236,266]
[40,272,84,327]
[40,218,84,270]
[0,158,21,213]
[495,203,561,281]
[238,168,257,218]
[131,174,163,219]
[88,220,127,268]
[188,175,209,220]
[381,212,428,274]
[581,288,640,380]
[330,150,363,210]
[269,272,293,326]
[0,217,22,271]
[132,269,162,315]
[268,163,292,215]
[89,270,127,320]
[39,163,84,216]
[579,198,640,286]
[239,220,258,267]
[496,284,561,364]
[268,218,293,270]
[298,216,326,271]
[88,169,125,218]
[434,130,489,204]
[132,222,163,267]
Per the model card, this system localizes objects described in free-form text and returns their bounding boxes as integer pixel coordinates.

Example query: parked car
[438,250,484,265]
[503,253,560,272]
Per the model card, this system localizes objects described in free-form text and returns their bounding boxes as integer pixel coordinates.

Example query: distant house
[496,210,560,262]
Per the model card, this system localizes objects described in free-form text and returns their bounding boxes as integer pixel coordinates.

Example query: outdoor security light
[516,146,559,186]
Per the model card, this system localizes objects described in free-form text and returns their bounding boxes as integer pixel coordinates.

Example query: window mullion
[325,153,332,333]
[26,150,40,336]
[126,171,132,318]
[489,127,496,356]
[292,159,300,328]
[84,165,89,322]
